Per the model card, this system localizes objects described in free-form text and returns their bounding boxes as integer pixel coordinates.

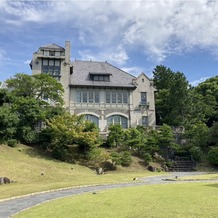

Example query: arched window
[107,115,128,128]
[84,114,99,127]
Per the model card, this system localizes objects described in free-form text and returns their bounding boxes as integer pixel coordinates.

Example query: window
[117,92,122,103]
[49,51,55,56]
[106,92,110,103]
[105,91,128,104]
[141,92,147,104]
[76,91,81,103]
[107,115,128,129]
[89,91,94,103]
[142,116,148,127]
[42,59,61,78]
[83,91,87,103]
[123,92,128,103]
[142,78,144,82]
[95,91,99,103]
[76,90,100,103]
[85,115,99,127]
[43,50,49,56]
[90,73,110,81]
[112,92,116,103]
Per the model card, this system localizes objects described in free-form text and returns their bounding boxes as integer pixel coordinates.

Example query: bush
[120,151,132,167]
[207,147,218,165]
[189,146,203,162]
[143,153,152,165]
[6,139,18,147]
[20,126,39,144]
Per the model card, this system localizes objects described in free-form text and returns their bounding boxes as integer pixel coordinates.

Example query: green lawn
[14,182,218,218]
[0,144,161,200]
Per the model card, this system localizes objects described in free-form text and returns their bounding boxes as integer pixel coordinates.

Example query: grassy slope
[14,182,218,218]
[0,144,160,200]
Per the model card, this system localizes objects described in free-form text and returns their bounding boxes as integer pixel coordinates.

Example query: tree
[107,124,125,147]
[209,122,218,146]
[3,73,66,144]
[184,122,209,151]
[157,124,179,160]
[194,76,218,126]
[153,66,189,126]
[39,113,101,160]
[207,147,218,165]
[0,104,19,142]
[6,73,64,105]
[124,128,147,154]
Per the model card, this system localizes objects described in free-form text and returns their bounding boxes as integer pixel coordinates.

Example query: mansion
[30,41,156,135]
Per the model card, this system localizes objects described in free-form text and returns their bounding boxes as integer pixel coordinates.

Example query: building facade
[31,41,156,134]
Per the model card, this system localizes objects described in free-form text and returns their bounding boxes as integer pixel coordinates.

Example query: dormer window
[89,72,111,82]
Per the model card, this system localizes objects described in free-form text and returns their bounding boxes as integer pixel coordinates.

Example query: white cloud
[121,66,144,77]
[79,47,129,66]
[0,49,9,63]
[24,60,31,65]
[1,0,218,63]
[190,77,209,87]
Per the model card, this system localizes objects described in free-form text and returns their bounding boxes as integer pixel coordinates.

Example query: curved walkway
[0,172,217,218]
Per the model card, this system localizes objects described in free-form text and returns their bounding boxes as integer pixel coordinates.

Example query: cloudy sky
[0,0,218,85]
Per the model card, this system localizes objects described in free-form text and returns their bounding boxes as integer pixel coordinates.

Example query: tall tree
[153,65,189,126]
[194,76,218,126]
[6,73,64,105]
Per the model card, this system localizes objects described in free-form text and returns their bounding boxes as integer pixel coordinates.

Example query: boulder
[148,165,156,172]
[0,177,4,185]
[96,167,104,175]
[3,177,10,184]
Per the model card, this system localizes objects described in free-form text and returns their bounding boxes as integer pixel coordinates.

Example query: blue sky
[0,0,218,86]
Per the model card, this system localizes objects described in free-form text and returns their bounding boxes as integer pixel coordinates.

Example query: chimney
[65,41,71,63]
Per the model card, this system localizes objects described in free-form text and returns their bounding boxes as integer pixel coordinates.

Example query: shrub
[6,139,18,147]
[207,147,218,165]
[143,153,152,165]
[120,151,132,167]
[189,146,203,162]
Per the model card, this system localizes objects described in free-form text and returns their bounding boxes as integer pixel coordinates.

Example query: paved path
[0,172,216,218]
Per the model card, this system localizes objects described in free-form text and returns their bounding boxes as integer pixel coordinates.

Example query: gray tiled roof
[70,60,136,88]
[40,43,65,50]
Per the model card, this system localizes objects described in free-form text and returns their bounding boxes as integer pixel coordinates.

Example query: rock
[96,167,104,175]
[3,177,10,184]
[0,177,4,185]
[148,165,156,172]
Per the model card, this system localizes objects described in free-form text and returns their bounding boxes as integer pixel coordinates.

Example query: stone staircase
[169,157,196,172]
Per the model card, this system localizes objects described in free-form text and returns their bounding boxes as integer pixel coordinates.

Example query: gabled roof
[40,43,65,50]
[70,60,136,89]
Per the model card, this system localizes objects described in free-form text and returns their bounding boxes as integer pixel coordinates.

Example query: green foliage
[185,123,209,151]
[6,139,18,147]
[110,152,122,166]
[124,128,147,154]
[110,151,132,167]
[189,146,203,162]
[88,148,110,170]
[120,151,132,167]
[19,126,39,144]
[39,113,101,160]
[157,124,179,160]
[153,65,189,126]
[194,76,218,126]
[207,147,218,165]
[143,153,152,165]
[0,104,19,141]
[107,124,124,147]
[209,122,218,146]
[6,73,64,105]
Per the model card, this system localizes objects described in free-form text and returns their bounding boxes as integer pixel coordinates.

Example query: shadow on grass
[23,145,56,161]
[205,183,218,188]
